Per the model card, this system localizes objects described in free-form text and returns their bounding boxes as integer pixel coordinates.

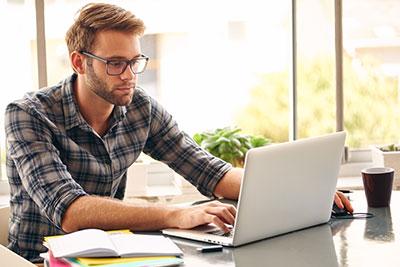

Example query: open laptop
[162,131,346,247]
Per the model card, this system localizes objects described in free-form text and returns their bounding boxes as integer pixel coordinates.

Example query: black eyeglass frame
[80,51,149,76]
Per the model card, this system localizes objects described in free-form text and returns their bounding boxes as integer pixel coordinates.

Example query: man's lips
[115,85,135,91]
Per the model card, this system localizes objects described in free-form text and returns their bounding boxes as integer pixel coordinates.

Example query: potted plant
[371,144,400,189]
[193,127,270,167]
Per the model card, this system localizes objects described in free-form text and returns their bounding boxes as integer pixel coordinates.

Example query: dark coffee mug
[362,167,394,207]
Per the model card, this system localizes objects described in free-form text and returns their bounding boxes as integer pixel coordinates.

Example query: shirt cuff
[48,187,88,230]
[202,162,233,197]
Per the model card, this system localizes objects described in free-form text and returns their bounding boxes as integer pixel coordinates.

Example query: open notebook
[45,229,183,258]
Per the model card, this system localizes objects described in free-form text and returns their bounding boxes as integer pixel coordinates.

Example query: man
[5,3,352,262]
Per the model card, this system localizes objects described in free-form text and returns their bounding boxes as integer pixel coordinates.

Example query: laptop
[162,131,346,247]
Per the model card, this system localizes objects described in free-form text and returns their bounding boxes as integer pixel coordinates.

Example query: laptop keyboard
[207,229,234,237]
[192,224,234,237]
[206,224,234,237]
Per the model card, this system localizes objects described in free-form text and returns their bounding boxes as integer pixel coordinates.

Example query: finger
[217,207,236,225]
[334,193,344,209]
[219,203,237,217]
[212,203,237,221]
[206,214,229,233]
[205,202,237,217]
[205,206,235,225]
[337,192,354,213]
[342,197,353,213]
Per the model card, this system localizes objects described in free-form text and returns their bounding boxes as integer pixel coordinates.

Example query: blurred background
[1,0,400,182]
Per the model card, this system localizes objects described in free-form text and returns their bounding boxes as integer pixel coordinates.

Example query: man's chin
[113,94,134,106]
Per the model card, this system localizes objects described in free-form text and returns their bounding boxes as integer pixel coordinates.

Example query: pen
[197,245,223,253]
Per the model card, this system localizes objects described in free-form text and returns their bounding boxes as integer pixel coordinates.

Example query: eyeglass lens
[107,58,147,75]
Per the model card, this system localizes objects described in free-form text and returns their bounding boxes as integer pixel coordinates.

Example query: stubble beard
[86,65,134,106]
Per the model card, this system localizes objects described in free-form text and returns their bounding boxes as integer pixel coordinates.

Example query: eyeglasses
[80,51,149,76]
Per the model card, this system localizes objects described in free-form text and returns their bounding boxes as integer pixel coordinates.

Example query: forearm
[61,195,179,233]
[213,167,243,200]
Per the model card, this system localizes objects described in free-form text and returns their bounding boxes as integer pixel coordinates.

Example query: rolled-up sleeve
[143,97,232,197]
[5,104,88,229]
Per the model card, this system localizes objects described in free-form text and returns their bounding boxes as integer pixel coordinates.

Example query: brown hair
[65,3,145,54]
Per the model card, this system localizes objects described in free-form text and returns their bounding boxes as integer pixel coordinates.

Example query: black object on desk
[197,245,223,253]
[331,203,374,219]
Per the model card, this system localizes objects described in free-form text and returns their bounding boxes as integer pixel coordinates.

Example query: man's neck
[74,77,114,136]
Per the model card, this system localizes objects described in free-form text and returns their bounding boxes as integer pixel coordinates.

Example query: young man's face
[84,30,142,106]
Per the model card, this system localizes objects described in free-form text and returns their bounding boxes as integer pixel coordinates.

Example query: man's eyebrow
[107,54,143,60]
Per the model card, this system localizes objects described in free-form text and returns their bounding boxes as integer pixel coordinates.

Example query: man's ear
[70,51,86,74]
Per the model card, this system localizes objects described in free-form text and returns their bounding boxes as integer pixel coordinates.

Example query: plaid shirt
[5,74,231,262]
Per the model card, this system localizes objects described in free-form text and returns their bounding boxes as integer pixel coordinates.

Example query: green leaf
[192,126,271,167]
[222,127,241,138]
[193,133,203,145]
[250,136,270,148]
[202,140,218,150]
[240,147,249,154]
[218,142,229,155]
[230,138,241,148]
[215,136,230,144]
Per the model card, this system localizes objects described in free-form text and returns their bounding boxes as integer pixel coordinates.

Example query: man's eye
[108,61,125,68]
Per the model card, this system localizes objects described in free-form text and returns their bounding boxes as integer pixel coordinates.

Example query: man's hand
[334,191,354,213]
[170,201,236,233]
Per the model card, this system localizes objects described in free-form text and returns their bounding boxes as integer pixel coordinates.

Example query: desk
[170,191,400,267]
[1,191,398,266]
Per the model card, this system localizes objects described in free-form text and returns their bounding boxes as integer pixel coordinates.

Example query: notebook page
[110,234,183,257]
[48,229,117,258]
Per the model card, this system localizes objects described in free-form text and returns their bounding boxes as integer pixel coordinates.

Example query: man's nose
[119,65,135,80]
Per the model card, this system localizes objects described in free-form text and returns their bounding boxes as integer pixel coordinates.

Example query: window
[44,0,291,140]
[0,0,37,184]
[342,0,400,148]
[3,0,400,192]
[297,0,337,139]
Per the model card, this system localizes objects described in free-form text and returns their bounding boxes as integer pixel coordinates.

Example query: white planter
[126,162,149,197]
[371,146,400,189]
[125,160,182,198]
